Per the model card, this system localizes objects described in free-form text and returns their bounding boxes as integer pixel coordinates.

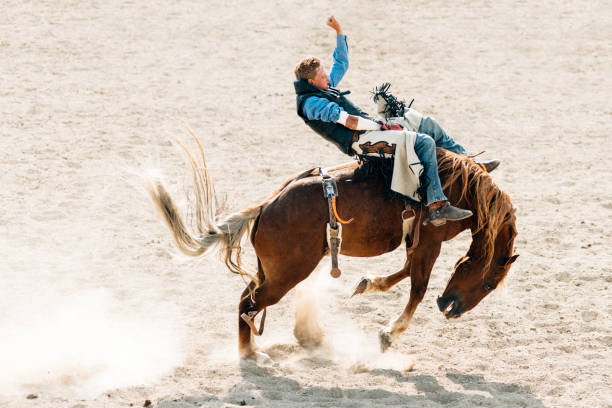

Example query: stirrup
[320,168,351,278]
[240,309,267,336]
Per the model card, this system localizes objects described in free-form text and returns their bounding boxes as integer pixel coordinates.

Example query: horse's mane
[437,149,515,268]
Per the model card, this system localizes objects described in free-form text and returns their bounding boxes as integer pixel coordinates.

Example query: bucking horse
[146,125,518,359]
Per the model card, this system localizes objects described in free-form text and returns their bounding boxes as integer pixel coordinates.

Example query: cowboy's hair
[294,57,321,80]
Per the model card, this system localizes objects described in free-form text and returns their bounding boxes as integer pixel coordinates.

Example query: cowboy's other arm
[302,97,381,131]
[337,111,381,131]
[346,115,359,129]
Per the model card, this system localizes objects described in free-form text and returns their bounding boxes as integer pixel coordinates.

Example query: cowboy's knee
[417,134,435,150]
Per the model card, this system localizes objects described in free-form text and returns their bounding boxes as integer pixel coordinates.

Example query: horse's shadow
[156,360,546,408]
[367,368,544,407]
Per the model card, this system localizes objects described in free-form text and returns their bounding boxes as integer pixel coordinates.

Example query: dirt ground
[1,1,610,407]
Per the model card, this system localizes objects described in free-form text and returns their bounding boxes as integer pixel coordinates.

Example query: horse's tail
[148,177,262,282]
[146,123,315,286]
[146,124,263,284]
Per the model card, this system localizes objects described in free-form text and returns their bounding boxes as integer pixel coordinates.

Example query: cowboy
[294,16,498,226]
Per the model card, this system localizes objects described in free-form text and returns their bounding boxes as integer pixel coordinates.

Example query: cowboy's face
[309,67,329,90]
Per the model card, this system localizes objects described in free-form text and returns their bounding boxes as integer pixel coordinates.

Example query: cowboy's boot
[423,201,473,227]
[476,159,501,172]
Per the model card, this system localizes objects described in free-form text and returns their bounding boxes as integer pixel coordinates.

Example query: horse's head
[437,211,519,319]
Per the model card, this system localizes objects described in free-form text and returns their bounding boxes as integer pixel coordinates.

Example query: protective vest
[294,79,369,155]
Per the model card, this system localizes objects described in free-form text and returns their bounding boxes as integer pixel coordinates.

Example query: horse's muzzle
[437,295,463,319]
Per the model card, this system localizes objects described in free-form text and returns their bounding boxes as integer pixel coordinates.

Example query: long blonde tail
[146,123,261,283]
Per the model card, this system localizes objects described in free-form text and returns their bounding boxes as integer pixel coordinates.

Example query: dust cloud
[0,287,184,397]
[292,265,415,373]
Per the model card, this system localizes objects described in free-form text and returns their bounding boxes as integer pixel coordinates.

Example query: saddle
[267,163,422,279]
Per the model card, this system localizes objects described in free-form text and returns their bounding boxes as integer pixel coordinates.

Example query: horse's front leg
[352,213,420,296]
[379,242,441,352]
[351,258,411,296]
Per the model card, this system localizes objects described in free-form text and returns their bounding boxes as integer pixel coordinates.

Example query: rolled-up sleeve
[302,96,344,122]
[329,35,349,87]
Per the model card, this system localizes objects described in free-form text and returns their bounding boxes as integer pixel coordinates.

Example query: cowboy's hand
[377,120,389,130]
[327,16,343,35]
[377,120,403,131]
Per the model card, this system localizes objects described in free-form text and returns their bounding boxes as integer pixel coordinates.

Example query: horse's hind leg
[238,279,263,358]
[352,257,412,296]
[237,257,322,358]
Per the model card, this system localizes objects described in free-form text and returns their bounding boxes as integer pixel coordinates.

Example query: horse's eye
[483,282,495,292]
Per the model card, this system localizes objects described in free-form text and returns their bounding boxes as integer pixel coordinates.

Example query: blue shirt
[301,35,349,123]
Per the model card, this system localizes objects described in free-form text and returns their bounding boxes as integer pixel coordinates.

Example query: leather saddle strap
[406,205,423,253]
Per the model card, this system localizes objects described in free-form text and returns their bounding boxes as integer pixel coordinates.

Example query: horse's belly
[339,216,405,257]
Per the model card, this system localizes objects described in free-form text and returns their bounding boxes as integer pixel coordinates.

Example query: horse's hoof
[247,351,278,368]
[239,345,258,360]
[379,331,392,353]
[351,277,370,297]
[256,351,274,364]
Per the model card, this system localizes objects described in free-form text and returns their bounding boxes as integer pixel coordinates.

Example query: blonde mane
[437,149,515,268]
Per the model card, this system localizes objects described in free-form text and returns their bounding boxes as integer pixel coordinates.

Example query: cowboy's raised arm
[327,16,342,35]
[327,16,348,88]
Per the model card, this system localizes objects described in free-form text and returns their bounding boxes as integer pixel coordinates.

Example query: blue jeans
[415,117,467,204]
[418,116,467,155]
[413,134,446,205]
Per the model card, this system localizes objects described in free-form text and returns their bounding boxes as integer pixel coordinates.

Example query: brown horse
[147,131,518,358]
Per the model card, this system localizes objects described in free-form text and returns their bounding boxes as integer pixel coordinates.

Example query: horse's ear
[505,254,519,265]
[454,255,469,268]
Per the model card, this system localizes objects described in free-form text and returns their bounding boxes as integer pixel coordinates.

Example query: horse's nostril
[437,296,453,312]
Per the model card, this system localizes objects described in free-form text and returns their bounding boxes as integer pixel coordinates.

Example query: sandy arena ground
[1,1,611,407]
